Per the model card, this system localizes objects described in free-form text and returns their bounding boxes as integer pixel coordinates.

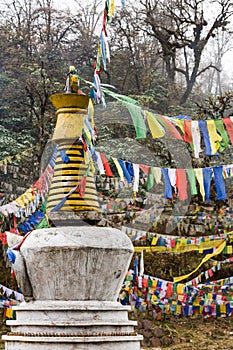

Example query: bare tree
[139,0,233,105]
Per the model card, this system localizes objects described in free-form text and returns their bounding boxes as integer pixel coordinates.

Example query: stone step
[13,301,131,323]
[7,320,137,334]
[15,310,130,322]
[15,300,130,311]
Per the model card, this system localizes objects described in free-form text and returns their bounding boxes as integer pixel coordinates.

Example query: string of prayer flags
[0,146,36,168]
[0,284,24,302]
[92,0,118,104]
[0,147,56,219]
[192,256,233,284]
[94,149,231,203]
[89,80,233,157]
[120,269,233,317]
[140,237,227,255]
[168,116,233,156]
[87,81,233,157]
[173,241,226,283]
[123,225,232,247]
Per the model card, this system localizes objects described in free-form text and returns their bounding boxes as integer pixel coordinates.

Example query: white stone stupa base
[3,300,143,350]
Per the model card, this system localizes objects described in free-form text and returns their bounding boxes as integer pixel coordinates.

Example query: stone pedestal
[3,226,143,349]
[4,301,142,349]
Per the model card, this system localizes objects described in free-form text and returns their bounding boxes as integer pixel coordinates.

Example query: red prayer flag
[139,164,149,175]
[100,153,114,177]
[176,169,188,200]
[156,115,183,140]
[223,117,233,145]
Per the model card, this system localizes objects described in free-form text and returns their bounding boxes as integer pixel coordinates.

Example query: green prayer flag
[146,167,155,190]
[186,168,198,195]
[125,103,147,140]
[36,217,49,229]
[214,119,229,152]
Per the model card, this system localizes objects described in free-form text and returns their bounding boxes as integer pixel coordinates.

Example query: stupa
[3,68,143,349]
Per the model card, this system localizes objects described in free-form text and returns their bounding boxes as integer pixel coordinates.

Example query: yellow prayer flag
[194,169,205,201]
[193,298,200,306]
[6,308,13,318]
[173,241,226,283]
[112,158,124,181]
[220,304,226,314]
[177,283,185,294]
[145,111,165,138]
[206,120,222,154]
[151,237,158,246]
[152,280,157,288]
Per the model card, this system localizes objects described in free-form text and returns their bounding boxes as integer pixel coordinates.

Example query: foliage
[194,91,233,119]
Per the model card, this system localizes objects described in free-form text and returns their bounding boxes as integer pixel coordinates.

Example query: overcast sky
[53,0,233,78]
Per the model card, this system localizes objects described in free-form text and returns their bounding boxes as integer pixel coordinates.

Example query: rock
[142,318,154,330]
[161,336,173,346]
[172,336,181,344]
[152,327,165,338]
[141,329,153,338]
[151,337,161,347]
[141,336,151,347]
[137,320,143,330]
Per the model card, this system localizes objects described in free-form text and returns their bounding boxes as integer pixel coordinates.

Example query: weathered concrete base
[3,300,143,349]
[3,226,143,348]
